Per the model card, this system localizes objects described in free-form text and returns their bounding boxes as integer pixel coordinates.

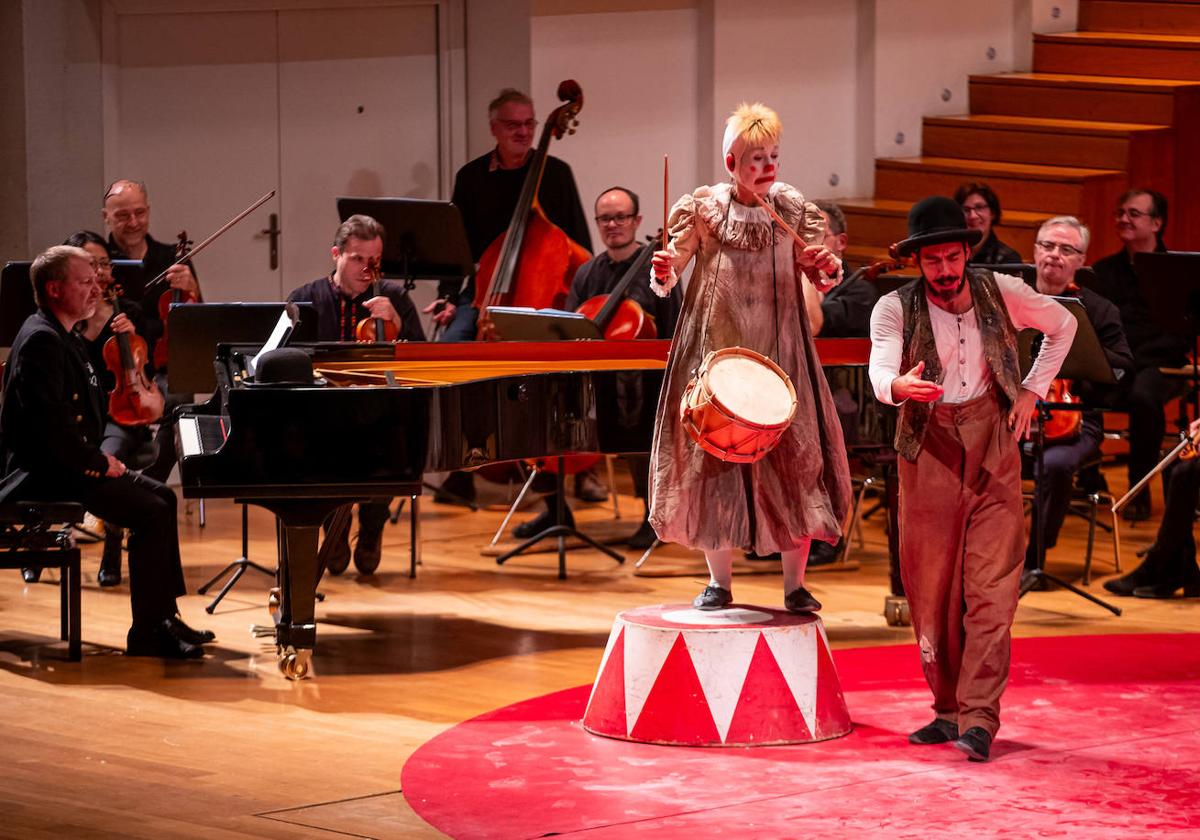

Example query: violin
[152,231,199,369]
[102,283,165,427]
[354,264,400,343]
[474,80,591,340]
[574,233,661,340]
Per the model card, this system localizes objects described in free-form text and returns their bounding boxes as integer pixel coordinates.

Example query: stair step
[1035,31,1200,81]
[922,114,1174,189]
[1080,0,1200,35]
[835,197,1043,257]
[875,157,1125,214]
[969,72,1200,124]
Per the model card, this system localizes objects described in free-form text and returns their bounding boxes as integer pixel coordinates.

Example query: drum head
[707,355,793,426]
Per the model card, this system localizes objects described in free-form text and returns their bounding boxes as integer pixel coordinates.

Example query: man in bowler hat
[867,197,1076,761]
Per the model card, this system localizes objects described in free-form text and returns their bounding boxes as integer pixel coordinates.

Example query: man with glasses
[1089,189,1187,520]
[1024,217,1132,581]
[429,88,592,506]
[506,187,682,546]
[0,246,213,658]
[426,88,592,344]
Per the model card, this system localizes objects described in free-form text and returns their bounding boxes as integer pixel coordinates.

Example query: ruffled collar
[694,182,794,251]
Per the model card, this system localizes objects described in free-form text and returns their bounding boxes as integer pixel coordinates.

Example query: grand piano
[177,337,871,678]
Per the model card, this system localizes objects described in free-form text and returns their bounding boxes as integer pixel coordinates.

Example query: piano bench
[0,501,85,661]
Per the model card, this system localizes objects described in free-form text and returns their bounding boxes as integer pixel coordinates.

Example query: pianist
[0,246,214,659]
[286,214,425,576]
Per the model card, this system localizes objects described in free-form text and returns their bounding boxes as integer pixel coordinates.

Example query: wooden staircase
[840,0,1200,268]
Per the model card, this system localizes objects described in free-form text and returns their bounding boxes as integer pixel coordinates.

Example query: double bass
[474,80,591,340]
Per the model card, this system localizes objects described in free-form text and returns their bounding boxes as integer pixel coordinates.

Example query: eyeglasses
[595,213,636,226]
[1034,240,1084,258]
[961,202,991,216]
[1115,207,1155,220]
[92,259,113,271]
[497,119,538,132]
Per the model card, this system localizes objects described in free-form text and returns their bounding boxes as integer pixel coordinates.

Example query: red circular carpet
[403,634,1200,839]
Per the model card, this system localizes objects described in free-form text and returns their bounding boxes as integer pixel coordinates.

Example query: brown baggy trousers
[897,390,1024,737]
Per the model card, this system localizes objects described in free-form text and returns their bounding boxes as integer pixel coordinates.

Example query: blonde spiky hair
[722,102,782,171]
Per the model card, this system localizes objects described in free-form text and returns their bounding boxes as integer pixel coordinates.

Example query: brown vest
[894,268,1022,461]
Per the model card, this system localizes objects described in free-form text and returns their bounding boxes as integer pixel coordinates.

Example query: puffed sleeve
[649,191,702,297]
[772,185,825,247]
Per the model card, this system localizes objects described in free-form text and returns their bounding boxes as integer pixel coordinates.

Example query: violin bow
[144,189,276,293]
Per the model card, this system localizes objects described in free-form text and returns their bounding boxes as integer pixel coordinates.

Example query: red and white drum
[680,346,796,464]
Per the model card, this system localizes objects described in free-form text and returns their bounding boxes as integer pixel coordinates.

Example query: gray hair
[488,88,533,120]
[333,214,385,250]
[30,245,91,307]
[1037,215,1090,252]
[102,179,148,206]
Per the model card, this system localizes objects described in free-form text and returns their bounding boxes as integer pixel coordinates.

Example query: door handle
[260,213,280,270]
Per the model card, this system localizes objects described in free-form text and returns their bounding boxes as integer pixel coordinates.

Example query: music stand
[1018,296,1121,614]
[335,196,473,293]
[1134,251,1200,418]
[169,303,318,612]
[988,263,1038,284]
[1,261,36,347]
[486,307,603,341]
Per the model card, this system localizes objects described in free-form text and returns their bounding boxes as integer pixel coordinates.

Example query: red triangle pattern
[582,627,627,737]
[629,632,721,745]
[724,634,812,745]
[814,628,852,738]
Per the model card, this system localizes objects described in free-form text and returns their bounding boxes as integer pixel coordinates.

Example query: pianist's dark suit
[0,309,186,627]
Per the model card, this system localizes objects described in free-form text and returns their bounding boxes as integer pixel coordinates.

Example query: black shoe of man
[908,718,959,745]
[954,726,992,762]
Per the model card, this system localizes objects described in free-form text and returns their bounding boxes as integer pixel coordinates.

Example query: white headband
[721,122,740,172]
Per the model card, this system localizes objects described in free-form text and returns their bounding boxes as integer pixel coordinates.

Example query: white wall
[711,0,860,199]
[874,0,1020,160]
[531,2,701,237]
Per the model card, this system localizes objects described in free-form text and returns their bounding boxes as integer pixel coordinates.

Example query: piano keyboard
[178,415,229,457]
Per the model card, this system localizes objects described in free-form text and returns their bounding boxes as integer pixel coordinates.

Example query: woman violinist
[647,102,852,613]
[67,230,162,588]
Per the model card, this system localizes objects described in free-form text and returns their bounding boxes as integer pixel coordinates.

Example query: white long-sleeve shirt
[868,272,1077,406]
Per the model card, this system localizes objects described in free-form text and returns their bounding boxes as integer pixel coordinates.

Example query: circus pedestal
[582,604,852,747]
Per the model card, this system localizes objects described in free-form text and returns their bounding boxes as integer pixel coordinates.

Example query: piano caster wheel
[884,595,910,627]
[278,646,311,680]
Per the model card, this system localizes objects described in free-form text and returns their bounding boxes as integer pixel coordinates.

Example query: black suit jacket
[0,310,110,501]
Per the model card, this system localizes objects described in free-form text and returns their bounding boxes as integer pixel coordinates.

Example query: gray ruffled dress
[648,181,851,553]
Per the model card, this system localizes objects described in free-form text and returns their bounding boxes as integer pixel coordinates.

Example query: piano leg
[410,495,421,579]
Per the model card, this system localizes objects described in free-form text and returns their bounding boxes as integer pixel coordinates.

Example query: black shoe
[1020,570,1048,592]
[320,518,351,576]
[513,506,573,540]
[126,621,205,660]
[573,470,608,503]
[908,718,959,745]
[99,529,123,587]
[807,540,841,567]
[744,550,781,561]
[693,584,733,610]
[1133,580,1200,599]
[166,615,216,645]
[784,585,822,613]
[434,471,476,506]
[627,519,658,550]
[1103,561,1158,596]
[21,567,41,584]
[954,726,992,762]
[354,525,383,575]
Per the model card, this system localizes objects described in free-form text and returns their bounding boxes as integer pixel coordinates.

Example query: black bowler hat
[893,196,983,257]
[253,347,319,387]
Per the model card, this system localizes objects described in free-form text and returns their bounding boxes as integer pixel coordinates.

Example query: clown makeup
[729,142,780,199]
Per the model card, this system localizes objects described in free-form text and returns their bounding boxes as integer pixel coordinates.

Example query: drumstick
[750,190,842,277]
[662,154,669,251]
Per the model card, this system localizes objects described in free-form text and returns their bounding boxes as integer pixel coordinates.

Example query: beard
[924,273,966,304]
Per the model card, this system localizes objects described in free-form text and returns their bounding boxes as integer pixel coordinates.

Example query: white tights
[704,538,812,593]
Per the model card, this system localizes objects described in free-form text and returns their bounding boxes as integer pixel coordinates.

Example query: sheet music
[249,310,294,377]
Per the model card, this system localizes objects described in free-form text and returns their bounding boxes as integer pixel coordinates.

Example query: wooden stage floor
[1,469,1197,838]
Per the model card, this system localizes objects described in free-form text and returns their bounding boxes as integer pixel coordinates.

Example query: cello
[474,80,591,340]
[574,233,661,340]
